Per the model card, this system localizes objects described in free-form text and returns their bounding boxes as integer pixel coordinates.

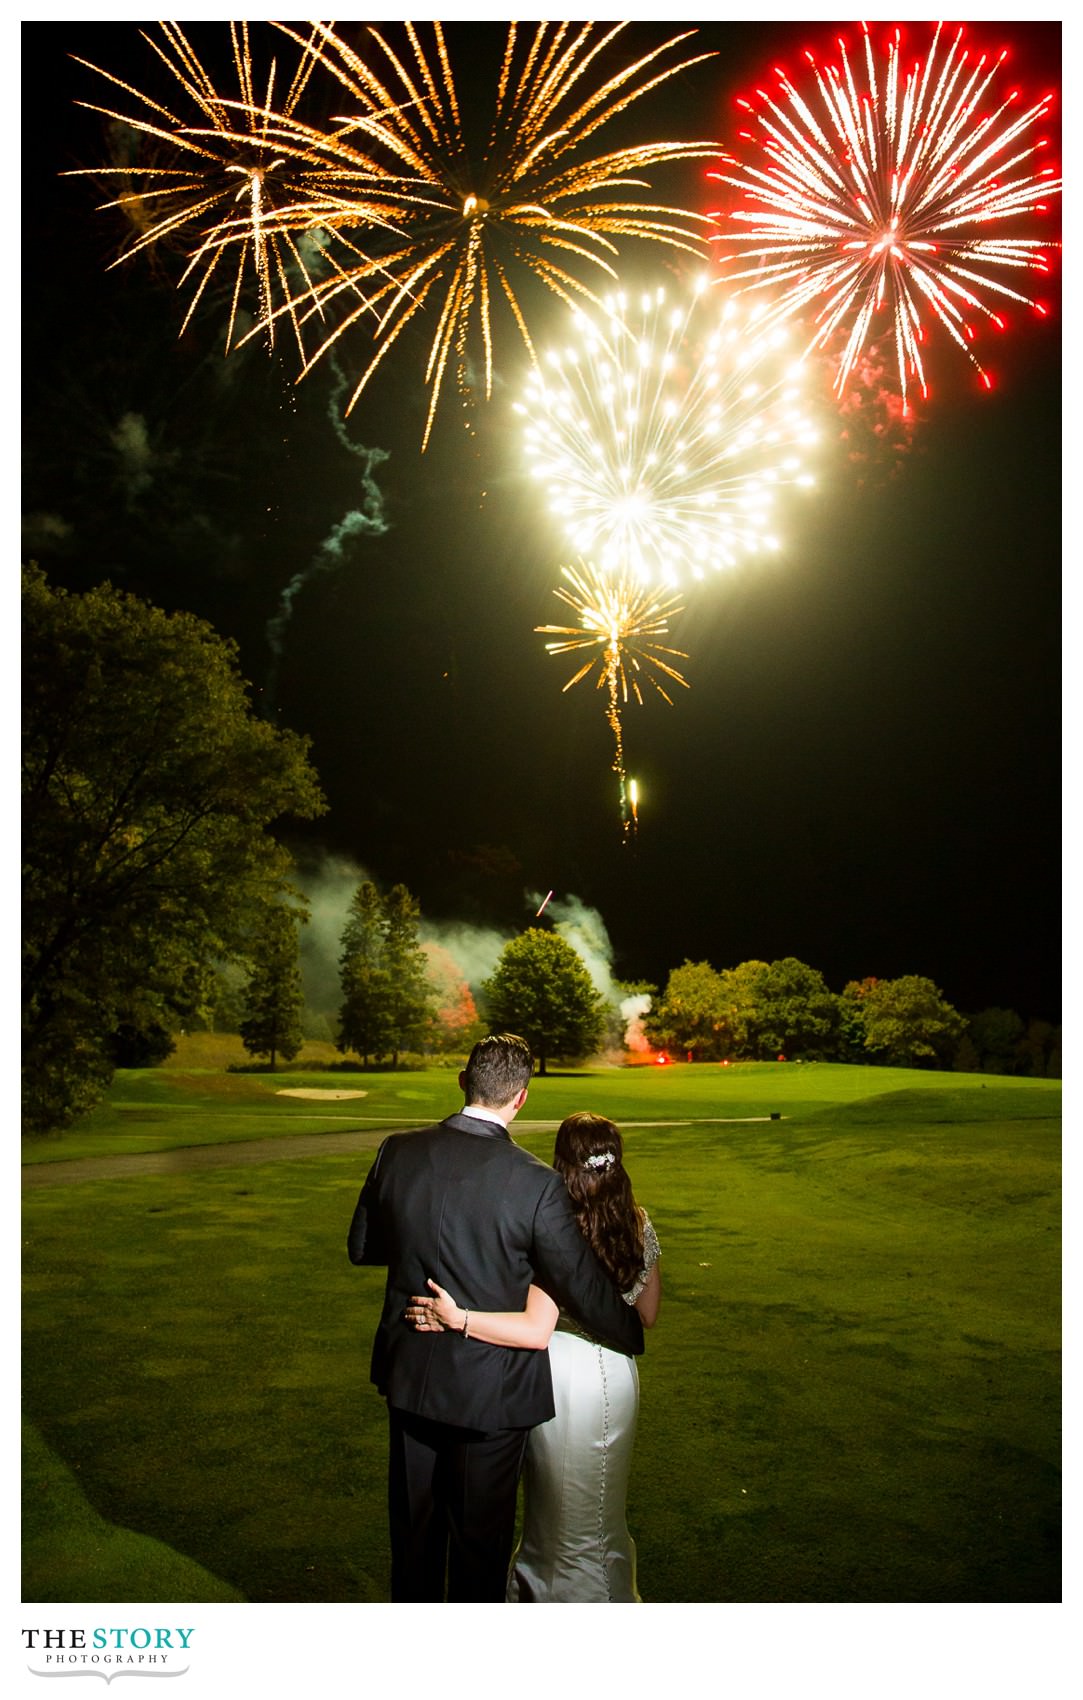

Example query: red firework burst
[708,21,1061,412]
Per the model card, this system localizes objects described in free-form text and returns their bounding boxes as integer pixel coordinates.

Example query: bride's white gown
[508,1216,660,1603]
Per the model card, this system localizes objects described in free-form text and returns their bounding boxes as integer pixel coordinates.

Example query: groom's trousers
[387,1406,530,1602]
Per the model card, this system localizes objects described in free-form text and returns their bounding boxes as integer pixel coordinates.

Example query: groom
[347,1032,643,1602]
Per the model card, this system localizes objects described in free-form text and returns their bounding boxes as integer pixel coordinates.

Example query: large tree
[849,974,966,1067]
[716,959,771,1058]
[643,959,728,1059]
[239,907,306,1069]
[753,957,839,1059]
[22,565,325,1131]
[481,928,605,1075]
[837,975,880,1063]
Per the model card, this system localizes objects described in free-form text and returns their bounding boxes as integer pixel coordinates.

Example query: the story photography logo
[21,1623,194,1683]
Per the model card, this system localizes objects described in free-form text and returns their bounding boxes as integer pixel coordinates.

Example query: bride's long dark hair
[554,1112,644,1294]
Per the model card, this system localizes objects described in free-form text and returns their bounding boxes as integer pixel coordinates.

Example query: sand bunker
[276,1087,369,1100]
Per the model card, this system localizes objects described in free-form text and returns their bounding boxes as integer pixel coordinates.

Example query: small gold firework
[538,560,689,836]
[70,22,352,353]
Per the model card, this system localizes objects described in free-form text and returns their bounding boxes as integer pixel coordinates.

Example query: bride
[406,1111,661,1602]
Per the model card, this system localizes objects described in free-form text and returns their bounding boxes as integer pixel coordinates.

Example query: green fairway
[22,1061,1060,1602]
[21,1049,1054,1164]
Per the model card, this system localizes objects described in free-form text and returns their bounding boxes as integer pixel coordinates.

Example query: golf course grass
[22,1052,1060,1603]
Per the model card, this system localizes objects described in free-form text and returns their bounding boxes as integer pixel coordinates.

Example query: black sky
[21,19,1063,1024]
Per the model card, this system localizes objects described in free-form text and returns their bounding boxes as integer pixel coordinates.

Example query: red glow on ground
[653,1053,670,1067]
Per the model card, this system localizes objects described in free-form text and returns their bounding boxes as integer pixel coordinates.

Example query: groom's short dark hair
[463,1034,533,1106]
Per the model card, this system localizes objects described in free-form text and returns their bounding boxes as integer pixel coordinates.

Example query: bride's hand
[405,1295,443,1331]
[405,1278,464,1332]
[424,1278,466,1331]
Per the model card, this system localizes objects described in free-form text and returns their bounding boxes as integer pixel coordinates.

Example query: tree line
[639,958,1059,1077]
[238,913,1060,1082]
[232,917,1061,1081]
[22,568,1059,1135]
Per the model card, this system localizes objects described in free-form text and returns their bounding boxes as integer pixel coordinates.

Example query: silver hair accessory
[584,1151,616,1170]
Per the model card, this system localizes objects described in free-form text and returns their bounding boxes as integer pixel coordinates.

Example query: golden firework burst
[262,20,719,445]
[70,22,362,352]
[538,560,688,836]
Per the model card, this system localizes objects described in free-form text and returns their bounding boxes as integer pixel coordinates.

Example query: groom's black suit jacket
[348,1112,644,1431]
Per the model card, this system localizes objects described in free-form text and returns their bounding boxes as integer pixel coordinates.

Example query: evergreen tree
[337,881,436,1067]
[382,884,437,1067]
[337,881,392,1067]
[239,908,305,1068]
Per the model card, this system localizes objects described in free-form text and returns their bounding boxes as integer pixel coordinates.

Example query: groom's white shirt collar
[462,1104,505,1127]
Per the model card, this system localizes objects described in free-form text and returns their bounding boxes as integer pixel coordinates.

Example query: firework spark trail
[69,21,347,354]
[265,466,389,652]
[258,20,720,447]
[265,362,389,704]
[520,277,817,591]
[708,20,1061,412]
[537,561,688,837]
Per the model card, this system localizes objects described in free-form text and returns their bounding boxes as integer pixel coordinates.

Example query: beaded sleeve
[623,1212,660,1305]
[554,1212,660,1336]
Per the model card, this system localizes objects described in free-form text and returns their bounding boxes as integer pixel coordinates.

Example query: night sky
[21,18,1063,1027]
